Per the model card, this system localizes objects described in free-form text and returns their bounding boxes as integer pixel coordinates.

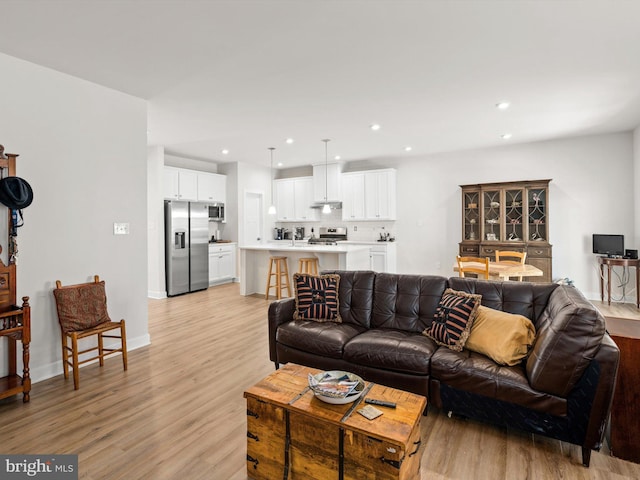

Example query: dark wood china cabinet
[459,179,552,283]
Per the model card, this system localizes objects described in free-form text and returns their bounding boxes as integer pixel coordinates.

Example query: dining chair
[53,275,128,390]
[456,256,490,280]
[495,250,527,281]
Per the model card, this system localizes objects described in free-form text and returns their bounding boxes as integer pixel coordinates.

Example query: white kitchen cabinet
[164,167,198,201]
[341,169,396,221]
[293,177,317,221]
[209,243,237,285]
[274,179,296,221]
[313,163,341,202]
[197,172,226,203]
[365,169,396,220]
[369,242,397,273]
[275,177,318,222]
[341,172,366,221]
[343,241,397,273]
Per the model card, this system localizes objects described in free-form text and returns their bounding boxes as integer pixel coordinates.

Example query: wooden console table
[598,257,640,308]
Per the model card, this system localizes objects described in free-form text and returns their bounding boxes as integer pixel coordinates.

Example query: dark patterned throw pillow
[53,281,112,332]
[423,288,481,351]
[293,273,342,323]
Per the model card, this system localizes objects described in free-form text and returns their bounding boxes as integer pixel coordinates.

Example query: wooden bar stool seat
[265,256,292,300]
[298,257,319,276]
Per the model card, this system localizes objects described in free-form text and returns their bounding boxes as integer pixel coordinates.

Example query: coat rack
[0,146,31,403]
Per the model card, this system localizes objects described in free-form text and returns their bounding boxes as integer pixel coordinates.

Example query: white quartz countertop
[239,243,369,253]
[338,240,397,245]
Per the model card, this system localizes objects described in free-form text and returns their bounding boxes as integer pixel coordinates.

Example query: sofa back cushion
[525,285,606,397]
[322,270,375,328]
[372,273,448,332]
[447,277,557,322]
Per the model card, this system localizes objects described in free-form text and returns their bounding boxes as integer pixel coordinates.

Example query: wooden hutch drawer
[459,243,479,255]
[527,245,552,258]
[480,245,501,257]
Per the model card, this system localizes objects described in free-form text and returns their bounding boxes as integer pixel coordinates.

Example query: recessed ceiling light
[404,146,412,152]
[370,124,381,131]
[285,138,294,144]
[277,162,283,167]
[501,133,512,140]
[221,149,229,155]
[496,102,510,110]
[334,155,341,160]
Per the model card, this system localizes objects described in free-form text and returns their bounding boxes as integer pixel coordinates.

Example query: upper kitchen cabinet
[197,172,226,203]
[164,166,197,201]
[275,177,318,222]
[341,173,366,220]
[313,163,342,203]
[342,168,397,221]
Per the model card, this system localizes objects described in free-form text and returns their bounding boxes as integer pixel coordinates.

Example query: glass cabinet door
[528,187,547,242]
[504,188,524,242]
[463,190,479,241]
[483,189,501,241]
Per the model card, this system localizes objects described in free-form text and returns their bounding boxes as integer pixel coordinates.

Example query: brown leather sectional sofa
[268,270,620,467]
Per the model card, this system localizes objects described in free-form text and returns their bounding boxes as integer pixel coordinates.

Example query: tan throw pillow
[465,305,536,366]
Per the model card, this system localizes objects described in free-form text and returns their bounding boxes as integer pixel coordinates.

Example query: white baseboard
[29,333,151,384]
[148,289,167,299]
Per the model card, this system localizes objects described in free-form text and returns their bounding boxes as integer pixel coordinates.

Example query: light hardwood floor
[1,283,639,479]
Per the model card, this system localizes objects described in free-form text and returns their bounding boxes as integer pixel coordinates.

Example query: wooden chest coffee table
[244,363,426,480]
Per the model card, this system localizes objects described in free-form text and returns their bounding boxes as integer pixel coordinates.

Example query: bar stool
[265,256,292,300]
[298,257,319,276]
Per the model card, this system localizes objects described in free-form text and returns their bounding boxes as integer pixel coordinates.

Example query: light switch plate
[113,222,130,235]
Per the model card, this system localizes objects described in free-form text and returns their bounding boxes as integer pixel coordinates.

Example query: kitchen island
[239,243,370,296]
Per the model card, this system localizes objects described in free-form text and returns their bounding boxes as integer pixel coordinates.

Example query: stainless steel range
[308,227,347,245]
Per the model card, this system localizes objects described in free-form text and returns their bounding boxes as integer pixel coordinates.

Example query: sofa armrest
[583,334,620,452]
[268,298,296,364]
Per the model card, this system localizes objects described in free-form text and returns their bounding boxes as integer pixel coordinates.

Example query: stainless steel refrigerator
[165,200,209,296]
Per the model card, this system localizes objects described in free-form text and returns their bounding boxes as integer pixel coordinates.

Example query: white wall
[148,145,165,298]
[394,132,635,300]
[237,162,274,244]
[634,126,640,249]
[0,52,149,382]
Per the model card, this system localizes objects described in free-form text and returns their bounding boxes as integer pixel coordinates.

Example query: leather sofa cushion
[372,273,448,332]
[343,329,437,375]
[431,346,567,416]
[448,277,557,322]
[276,319,365,358]
[526,286,606,397]
[322,270,375,328]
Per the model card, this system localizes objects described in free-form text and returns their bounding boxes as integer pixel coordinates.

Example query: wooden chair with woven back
[456,256,490,280]
[53,275,127,390]
[495,250,527,281]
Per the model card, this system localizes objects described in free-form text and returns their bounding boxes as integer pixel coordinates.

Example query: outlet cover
[113,222,130,235]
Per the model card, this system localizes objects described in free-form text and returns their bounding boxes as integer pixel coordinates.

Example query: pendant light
[268,147,276,215]
[321,139,331,214]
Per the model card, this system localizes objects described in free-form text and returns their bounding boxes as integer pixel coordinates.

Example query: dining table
[453,260,544,280]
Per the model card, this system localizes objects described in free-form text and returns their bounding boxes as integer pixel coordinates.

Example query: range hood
[310,201,342,210]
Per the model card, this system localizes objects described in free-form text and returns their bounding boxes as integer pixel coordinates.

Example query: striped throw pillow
[293,273,342,323]
[424,288,481,351]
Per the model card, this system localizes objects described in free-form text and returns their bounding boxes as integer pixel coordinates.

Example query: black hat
[0,176,33,210]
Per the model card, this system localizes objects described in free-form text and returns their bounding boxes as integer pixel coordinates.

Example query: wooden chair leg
[120,320,128,371]
[282,259,291,297]
[265,258,274,300]
[98,332,105,367]
[71,334,80,390]
[61,333,69,380]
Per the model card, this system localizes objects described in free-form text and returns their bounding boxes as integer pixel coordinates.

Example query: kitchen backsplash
[275,210,395,242]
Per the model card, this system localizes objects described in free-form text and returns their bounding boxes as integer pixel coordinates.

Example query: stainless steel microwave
[208,203,225,222]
